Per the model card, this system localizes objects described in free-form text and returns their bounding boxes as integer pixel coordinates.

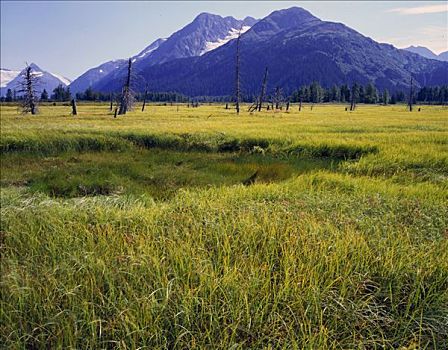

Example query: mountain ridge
[84,13,258,93]
[403,46,448,62]
[0,63,71,97]
[93,7,448,96]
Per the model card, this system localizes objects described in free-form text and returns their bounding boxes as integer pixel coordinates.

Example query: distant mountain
[69,59,126,94]
[0,63,71,97]
[404,46,438,60]
[95,7,448,96]
[404,46,448,62]
[438,51,448,61]
[91,13,258,91]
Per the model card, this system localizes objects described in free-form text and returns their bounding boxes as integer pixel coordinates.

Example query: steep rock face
[0,63,71,97]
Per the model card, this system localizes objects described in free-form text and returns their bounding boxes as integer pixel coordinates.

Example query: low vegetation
[1,103,447,348]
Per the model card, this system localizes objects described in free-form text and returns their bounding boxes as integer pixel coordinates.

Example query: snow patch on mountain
[0,69,20,87]
[49,72,71,86]
[200,26,251,55]
[137,38,167,59]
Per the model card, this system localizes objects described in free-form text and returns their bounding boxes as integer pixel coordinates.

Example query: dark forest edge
[2,82,448,105]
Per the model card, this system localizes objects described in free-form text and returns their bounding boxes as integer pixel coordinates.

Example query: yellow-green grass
[1,103,447,348]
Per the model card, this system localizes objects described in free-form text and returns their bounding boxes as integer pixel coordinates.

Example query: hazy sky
[1,1,447,80]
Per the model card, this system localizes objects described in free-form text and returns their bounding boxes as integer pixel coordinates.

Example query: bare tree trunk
[257,67,268,112]
[71,98,78,115]
[408,76,413,112]
[235,29,241,114]
[275,86,280,110]
[350,84,357,111]
[142,85,148,112]
[109,93,113,111]
[299,97,302,112]
[118,58,133,115]
[26,68,36,114]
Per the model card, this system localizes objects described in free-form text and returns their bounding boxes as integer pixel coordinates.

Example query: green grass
[1,103,447,349]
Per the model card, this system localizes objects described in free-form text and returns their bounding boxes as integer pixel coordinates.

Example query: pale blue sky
[1,1,447,80]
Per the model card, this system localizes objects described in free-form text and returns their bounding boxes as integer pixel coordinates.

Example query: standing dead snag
[408,76,414,112]
[71,98,78,115]
[248,67,269,113]
[235,28,242,114]
[274,86,284,110]
[141,85,148,112]
[118,58,134,115]
[19,64,39,115]
[109,93,113,111]
[258,67,269,112]
[350,83,358,111]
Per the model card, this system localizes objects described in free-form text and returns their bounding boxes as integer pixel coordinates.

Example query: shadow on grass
[2,149,340,200]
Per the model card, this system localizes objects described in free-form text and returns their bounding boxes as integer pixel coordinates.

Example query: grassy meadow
[1,102,447,349]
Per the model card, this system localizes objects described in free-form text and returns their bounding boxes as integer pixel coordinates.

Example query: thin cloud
[387,4,447,15]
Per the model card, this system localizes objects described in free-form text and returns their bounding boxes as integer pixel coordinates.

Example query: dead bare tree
[408,76,414,112]
[118,58,134,115]
[273,86,284,110]
[71,98,78,115]
[350,83,358,111]
[258,67,268,112]
[235,28,242,114]
[18,64,39,115]
[141,84,148,112]
[109,93,113,111]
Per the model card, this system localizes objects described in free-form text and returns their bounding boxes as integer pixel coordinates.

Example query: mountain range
[71,13,257,94]
[2,7,448,98]
[0,63,71,97]
[89,7,448,96]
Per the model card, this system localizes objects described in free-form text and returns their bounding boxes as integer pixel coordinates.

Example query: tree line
[3,83,447,105]
[1,85,188,103]
[288,82,448,105]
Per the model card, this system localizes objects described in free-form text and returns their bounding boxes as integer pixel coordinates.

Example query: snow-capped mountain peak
[0,63,71,97]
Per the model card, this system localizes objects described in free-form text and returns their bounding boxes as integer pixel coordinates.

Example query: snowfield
[0,69,20,87]
[200,26,251,55]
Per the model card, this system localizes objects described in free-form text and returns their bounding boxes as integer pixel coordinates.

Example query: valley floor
[1,103,447,348]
